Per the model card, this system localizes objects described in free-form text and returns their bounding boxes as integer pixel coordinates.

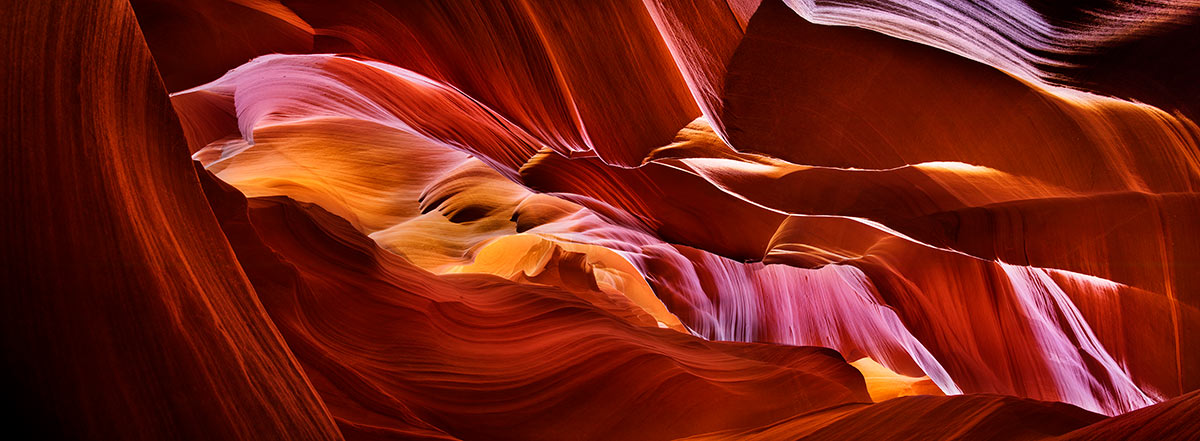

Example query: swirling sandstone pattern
[4,0,1198,439]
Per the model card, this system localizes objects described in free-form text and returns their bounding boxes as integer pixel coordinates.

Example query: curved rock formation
[160,0,1199,413]
[6,0,1199,438]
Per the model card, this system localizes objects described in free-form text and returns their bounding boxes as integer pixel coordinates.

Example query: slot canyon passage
[4,0,1200,439]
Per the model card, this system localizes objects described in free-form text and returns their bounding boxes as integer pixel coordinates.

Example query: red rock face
[5,0,1199,439]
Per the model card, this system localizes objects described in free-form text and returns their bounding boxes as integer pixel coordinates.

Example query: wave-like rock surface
[201,172,875,439]
[6,0,1199,438]
[204,167,1200,440]
[153,0,1200,419]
